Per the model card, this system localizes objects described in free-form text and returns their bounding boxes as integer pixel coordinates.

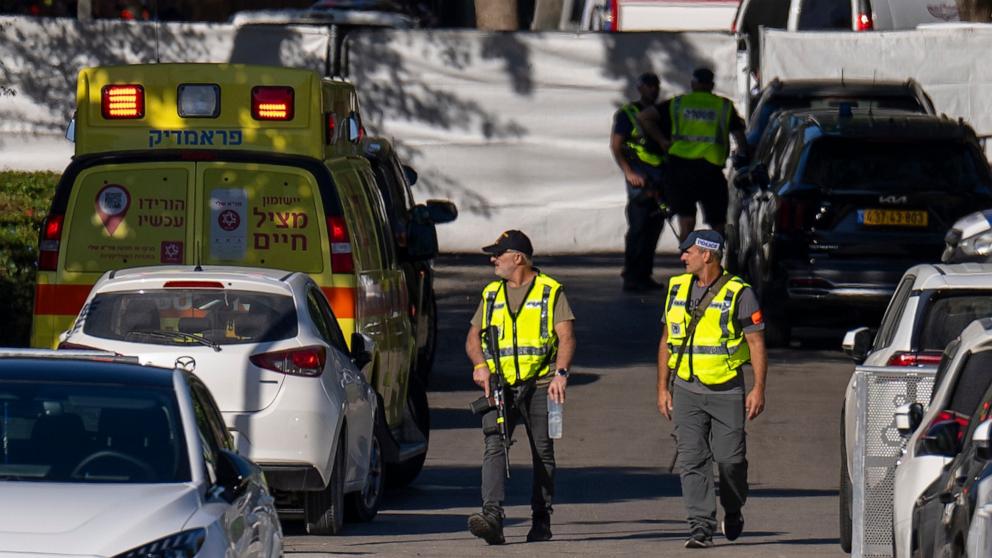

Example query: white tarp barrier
[0,17,738,253]
[760,27,992,142]
[348,29,738,253]
[0,16,327,171]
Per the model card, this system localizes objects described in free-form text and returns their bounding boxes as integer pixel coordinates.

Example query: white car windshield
[81,289,298,346]
[0,381,190,483]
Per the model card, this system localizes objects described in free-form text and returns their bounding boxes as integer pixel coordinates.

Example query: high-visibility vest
[664,272,751,385]
[620,103,665,167]
[481,273,562,385]
[668,92,733,166]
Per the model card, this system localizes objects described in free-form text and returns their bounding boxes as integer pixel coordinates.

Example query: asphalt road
[284,254,855,557]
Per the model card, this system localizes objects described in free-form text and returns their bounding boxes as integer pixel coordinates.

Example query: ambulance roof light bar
[252,86,294,121]
[101,84,145,119]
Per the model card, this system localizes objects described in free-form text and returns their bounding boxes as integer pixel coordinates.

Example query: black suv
[746,78,936,148]
[727,108,992,345]
[363,137,457,385]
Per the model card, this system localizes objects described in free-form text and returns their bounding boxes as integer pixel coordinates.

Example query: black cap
[679,229,724,252]
[483,230,533,258]
[637,72,660,87]
[692,67,715,85]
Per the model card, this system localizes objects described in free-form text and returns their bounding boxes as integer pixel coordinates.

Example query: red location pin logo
[95,184,131,235]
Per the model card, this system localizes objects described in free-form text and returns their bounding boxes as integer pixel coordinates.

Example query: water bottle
[548,398,563,439]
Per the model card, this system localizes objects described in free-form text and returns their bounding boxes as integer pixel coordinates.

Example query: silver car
[0,350,282,557]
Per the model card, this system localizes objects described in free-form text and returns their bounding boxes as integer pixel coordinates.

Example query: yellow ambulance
[33,63,432,485]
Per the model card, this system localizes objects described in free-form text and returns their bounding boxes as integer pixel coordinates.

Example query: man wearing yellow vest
[639,68,746,242]
[465,230,576,545]
[610,72,667,292]
[657,230,767,548]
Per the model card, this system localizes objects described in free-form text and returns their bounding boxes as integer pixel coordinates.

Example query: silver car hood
[0,482,198,556]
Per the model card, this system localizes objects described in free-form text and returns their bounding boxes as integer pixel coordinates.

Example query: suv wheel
[346,418,385,522]
[305,432,346,535]
[388,376,430,488]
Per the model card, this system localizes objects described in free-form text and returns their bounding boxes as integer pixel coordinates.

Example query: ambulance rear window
[81,290,297,345]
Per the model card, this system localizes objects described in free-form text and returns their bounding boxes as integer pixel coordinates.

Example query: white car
[838,262,992,552]
[0,350,282,557]
[60,266,383,535]
[892,319,992,558]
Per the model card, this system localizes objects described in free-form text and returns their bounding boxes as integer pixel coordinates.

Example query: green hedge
[0,171,59,347]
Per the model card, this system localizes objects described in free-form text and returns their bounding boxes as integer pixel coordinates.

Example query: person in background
[639,68,746,242]
[610,72,668,292]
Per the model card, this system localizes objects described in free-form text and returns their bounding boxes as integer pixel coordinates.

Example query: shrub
[0,171,59,346]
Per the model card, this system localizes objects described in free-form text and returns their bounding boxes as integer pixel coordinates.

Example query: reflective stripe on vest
[621,103,664,167]
[481,273,562,385]
[668,92,732,166]
[664,272,751,385]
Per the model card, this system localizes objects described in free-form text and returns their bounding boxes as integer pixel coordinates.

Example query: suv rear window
[919,293,992,352]
[797,0,851,29]
[801,138,988,192]
[81,289,297,345]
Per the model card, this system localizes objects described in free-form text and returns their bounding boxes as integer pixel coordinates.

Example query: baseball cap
[679,230,724,253]
[637,72,660,87]
[483,230,534,258]
[692,67,715,85]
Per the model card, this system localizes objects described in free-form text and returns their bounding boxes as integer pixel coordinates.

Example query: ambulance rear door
[196,162,328,274]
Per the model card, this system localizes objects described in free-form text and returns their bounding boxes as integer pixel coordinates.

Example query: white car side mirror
[895,402,925,436]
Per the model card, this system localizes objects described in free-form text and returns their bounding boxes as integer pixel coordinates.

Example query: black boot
[468,504,505,545]
[526,508,552,542]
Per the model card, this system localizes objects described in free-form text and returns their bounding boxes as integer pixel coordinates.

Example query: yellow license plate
[862,209,928,227]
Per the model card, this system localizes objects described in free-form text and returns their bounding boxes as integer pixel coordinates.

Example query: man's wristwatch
[555,368,570,379]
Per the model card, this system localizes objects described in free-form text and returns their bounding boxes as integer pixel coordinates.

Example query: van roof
[74,63,362,160]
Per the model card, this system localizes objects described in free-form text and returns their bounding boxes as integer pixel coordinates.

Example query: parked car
[726,107,992,345]
[58,266,383,535]
[0,350,282,557]
[943,209,992,263]
[743,78,935,147]
[836,262,992,551]
[362,136,457,385]
[893,319,992,558]
[910,380,992,558]
[230,0,423,27]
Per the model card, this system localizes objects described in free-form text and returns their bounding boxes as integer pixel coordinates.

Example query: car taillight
[38,214,64,271]
[325,113,336,144]
[776,198,809,233]
[855,12,873,31]
[251,86,294,121]
[886,351,943,367]
[327,216,354,274]
[250,346,326,377]
[101,84,145,119]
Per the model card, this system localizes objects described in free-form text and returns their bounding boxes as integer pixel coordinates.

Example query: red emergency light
[251,86,294,121]
[101,84,145,119]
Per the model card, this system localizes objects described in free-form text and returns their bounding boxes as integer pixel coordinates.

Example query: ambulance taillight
[327,216,354,273]
[38,214,64,271]
[101,85,144,119]
[325,113,336,144]
[251,86,294,121]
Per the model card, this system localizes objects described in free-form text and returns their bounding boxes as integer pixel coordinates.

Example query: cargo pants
[673,384,749,535]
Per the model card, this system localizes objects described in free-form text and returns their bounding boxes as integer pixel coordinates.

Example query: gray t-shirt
[660,276,764,395]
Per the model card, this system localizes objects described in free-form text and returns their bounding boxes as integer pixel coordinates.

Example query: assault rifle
[469,325,512,478]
